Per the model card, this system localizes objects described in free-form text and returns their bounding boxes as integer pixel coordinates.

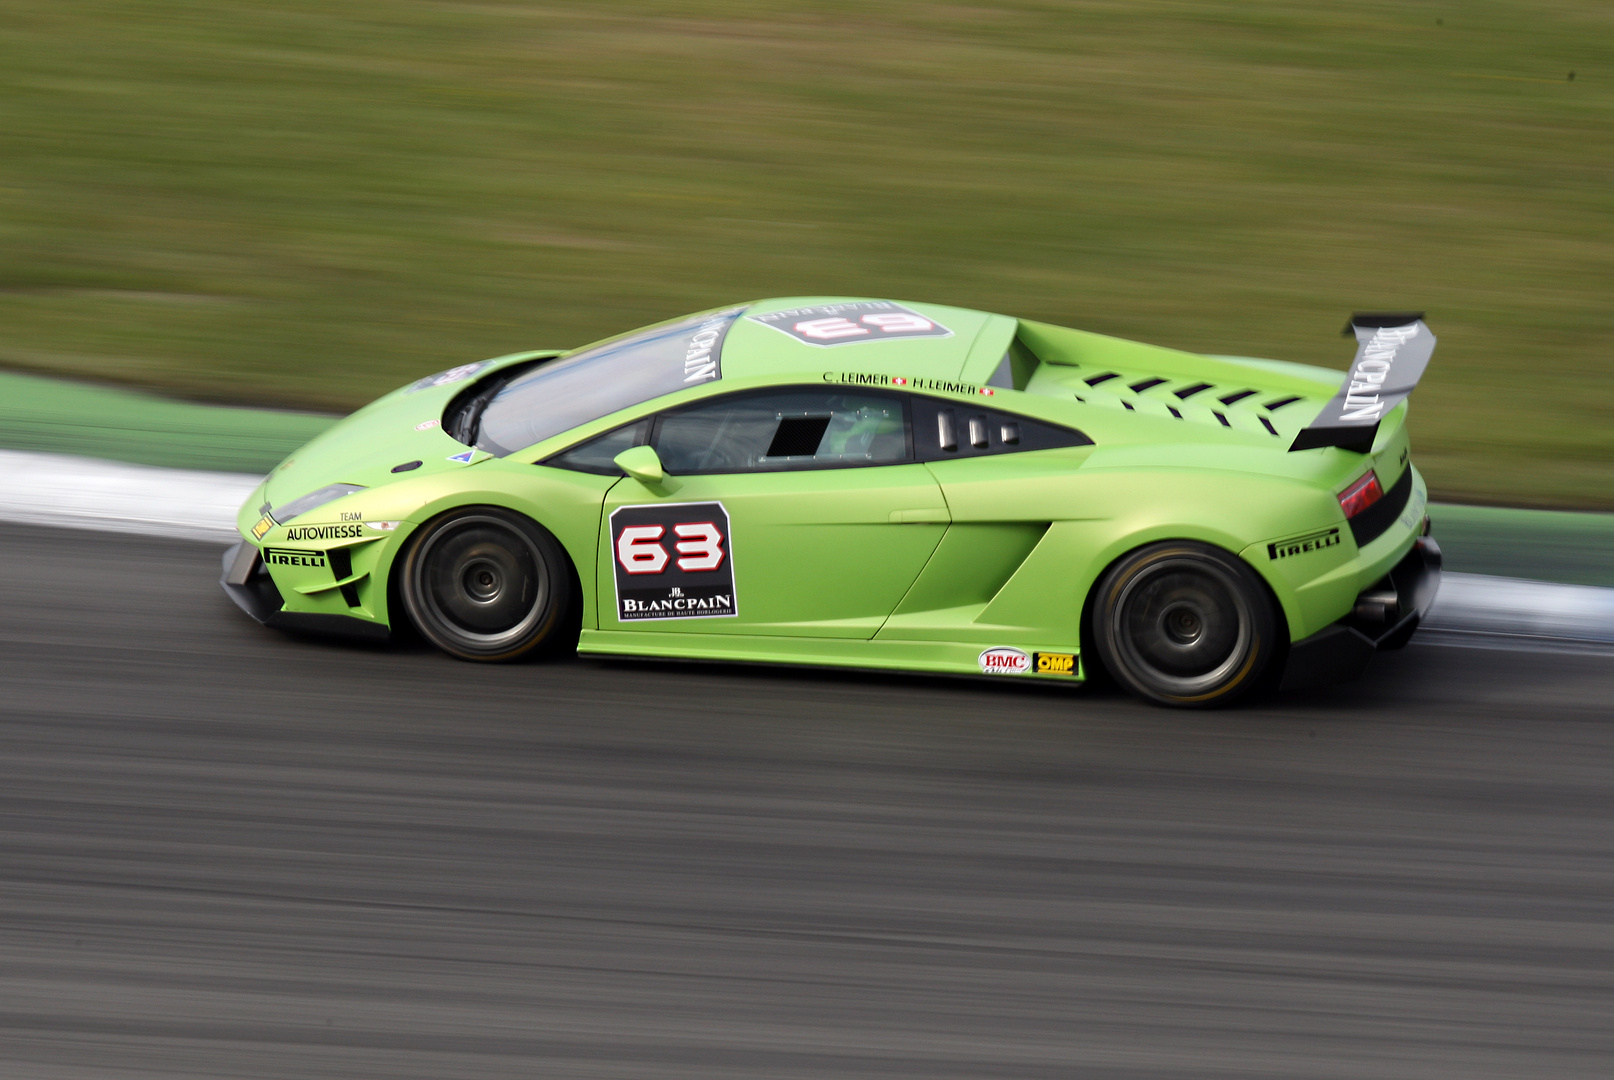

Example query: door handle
[889,508,951,524]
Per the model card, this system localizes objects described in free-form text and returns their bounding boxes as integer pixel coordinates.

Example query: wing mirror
[613,444,681,493]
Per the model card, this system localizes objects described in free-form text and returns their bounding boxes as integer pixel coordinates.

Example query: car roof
[719,298,1011,383]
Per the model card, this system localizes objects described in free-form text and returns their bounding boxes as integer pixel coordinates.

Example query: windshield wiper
[442,361,542,446]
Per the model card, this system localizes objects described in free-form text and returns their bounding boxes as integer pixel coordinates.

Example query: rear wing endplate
[1289,313,1435,453]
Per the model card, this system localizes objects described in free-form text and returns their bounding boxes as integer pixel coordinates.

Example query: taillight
[1339,472,1384,518]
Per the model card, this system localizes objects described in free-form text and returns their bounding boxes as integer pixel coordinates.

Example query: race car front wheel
[1091,542,1278,708]
[400,508,574,662]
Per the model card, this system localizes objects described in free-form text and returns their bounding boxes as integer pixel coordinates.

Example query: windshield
[475,307,745,456]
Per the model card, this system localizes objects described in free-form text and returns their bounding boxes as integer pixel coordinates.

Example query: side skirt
[577,630,1085,683]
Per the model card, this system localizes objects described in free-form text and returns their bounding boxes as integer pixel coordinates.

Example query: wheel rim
[411,515,550,652]
[1110,556,1253,696]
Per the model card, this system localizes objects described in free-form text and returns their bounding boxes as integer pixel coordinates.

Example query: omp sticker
[406,362,490,393]
[366,521,401,532]
[979,647,1031,675]
[749,301,952,347]
[446,450,475,464]
[1034,652,1076,676]
[1267,527,1342,561]
[263,547,327,569]
[415,419,440,431]
[609,502,738,621]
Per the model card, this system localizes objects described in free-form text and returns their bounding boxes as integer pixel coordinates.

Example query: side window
[652,390,909,475]
[908,397,1091,461]
[544,419,649,475]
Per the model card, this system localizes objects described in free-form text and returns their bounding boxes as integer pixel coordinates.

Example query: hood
[262,351,552,517]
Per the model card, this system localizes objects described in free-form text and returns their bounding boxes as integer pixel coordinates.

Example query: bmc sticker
[1267,527,1342,561]
[1034,652,1076,676]
[748,301,952,347]
[609,502,738,621]
[979,647,1030,675]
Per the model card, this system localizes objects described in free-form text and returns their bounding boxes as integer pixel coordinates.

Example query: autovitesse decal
[263,547,327,569]
[284,523,365,541]
[1267,527,1342,561]
[823,371,995,396]
[1034,652,1076,676]
[609,502,737,621]
[749,301,952,347]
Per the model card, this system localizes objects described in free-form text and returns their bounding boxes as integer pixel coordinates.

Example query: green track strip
[0,369,334,475]
[1429,504,1614,589]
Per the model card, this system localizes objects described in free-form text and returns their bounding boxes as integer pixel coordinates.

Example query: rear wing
[1289,313,1435,453]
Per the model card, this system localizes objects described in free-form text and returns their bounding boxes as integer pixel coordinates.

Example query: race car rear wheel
[400,508,573,662]
[1091,542,1278,708]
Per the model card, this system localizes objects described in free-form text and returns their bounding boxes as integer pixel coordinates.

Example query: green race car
[222,298,1441,707]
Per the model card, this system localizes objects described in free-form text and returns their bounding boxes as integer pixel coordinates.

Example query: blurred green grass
[1,1,1609,507]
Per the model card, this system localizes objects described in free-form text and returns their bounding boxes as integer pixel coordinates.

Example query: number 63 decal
[617,522,725,574]
[608,501,740,623]
[746,301,952,348]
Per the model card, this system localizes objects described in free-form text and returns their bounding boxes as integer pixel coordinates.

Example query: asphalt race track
[2,523,1612,1079]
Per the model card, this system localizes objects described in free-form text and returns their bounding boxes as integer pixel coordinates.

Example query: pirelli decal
[263,547,327,569]
[1267,527,1342,561]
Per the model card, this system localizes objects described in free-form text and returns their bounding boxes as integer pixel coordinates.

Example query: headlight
[271,483,366,524]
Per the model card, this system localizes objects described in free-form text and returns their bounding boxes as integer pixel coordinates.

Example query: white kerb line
[1,448,1611,649]
[0,449,260,543]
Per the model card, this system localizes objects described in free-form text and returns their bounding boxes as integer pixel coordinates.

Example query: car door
[590,387,950,638]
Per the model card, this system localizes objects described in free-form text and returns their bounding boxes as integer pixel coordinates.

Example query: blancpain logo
[622,594,733,613]
[683,312,730,383]
[1341,324,1420,423]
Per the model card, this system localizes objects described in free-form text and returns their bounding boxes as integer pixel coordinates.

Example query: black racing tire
[399,508,574,662]
[1090,541,1279,708]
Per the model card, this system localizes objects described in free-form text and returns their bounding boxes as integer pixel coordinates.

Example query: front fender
[241,457,614,632]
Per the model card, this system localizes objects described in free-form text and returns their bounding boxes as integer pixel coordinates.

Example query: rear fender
[253,459,612,631]
[967,468,1342,644]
